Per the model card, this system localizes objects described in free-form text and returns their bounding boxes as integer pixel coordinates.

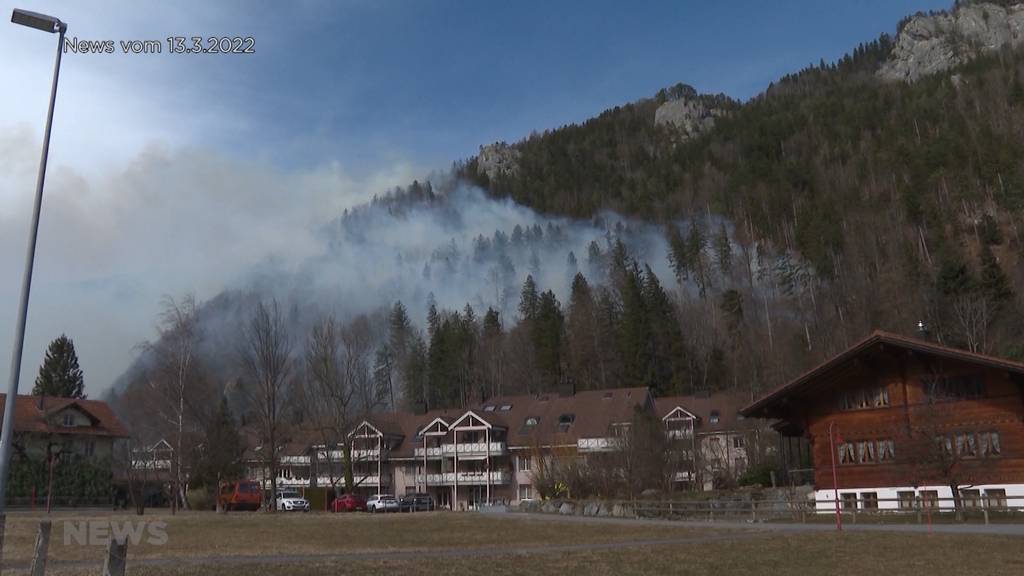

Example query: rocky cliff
[476,142,520,181]
[653,96,723,140]
[879,2,1024,82]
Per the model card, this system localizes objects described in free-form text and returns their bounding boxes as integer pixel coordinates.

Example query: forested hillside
[459,22,1024,375]
[112,3,1024,442]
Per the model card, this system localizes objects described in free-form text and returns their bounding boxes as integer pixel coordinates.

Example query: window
[955,433,977,458]
[709,411,720,424]
[960,489,981,509]
[520,416,539,435]
[920,490,938,509]
[922,374,984,401]
[935,435,954,457]
[84,441,96,457]
[841,493,858,510]
[860,492,878,510]
[838,442,855,465]
[984,489,1007,510]
[499,404,512,412]
[602,392,613,399]
[518,484,533,501]
[483,405,495,412]
[517,455,531,472]
[611,423,631,438]
[557,414,575,433]
[898,491,916,511]
[877,439,895,462]
[980,431,1001,457]
[839,387,889,411]
[732,436,745,449]
[856,441,876,464]
[61,413,75,427]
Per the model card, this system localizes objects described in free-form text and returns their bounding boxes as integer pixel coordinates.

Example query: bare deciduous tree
[239,300,293,511]
[144,294,203,513]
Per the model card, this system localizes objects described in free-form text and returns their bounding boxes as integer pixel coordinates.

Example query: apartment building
[245,387,760,506]
[656,392,760,490]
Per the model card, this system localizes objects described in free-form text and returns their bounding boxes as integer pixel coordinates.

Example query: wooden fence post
[0,513,6,571]
[102,537,128,576]
[29,521,51,576]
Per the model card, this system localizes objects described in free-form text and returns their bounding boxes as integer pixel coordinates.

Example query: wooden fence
[607,494,1024,525]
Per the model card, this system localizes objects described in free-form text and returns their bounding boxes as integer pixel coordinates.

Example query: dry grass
[0,511,1021,575]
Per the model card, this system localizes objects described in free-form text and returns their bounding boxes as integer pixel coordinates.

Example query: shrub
[186,487,213,511]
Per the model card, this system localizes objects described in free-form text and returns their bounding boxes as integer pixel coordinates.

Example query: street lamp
[0,6,67,547]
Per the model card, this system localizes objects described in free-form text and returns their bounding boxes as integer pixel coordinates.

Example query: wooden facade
[743,332,1024,505]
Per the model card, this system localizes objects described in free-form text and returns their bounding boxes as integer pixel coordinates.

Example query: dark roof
[351,387,651,458]
[479,387,650,447]
[654,392,755,433]
[0,395,129,438]
[741,330,1024,418]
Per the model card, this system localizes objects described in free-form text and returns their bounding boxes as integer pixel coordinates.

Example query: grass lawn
[0,510,1020,575]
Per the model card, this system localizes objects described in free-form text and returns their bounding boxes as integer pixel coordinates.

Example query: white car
[276,490,310,512]
[367,494,399,513]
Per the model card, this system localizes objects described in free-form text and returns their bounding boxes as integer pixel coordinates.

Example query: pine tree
[519,275,540,321]
[979,246,1013,304]
[531,290,564,390]
[33,335,85,398]
[195,396,243,488]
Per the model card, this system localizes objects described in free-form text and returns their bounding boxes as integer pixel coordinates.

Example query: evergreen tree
[979,246,1013,304]
[531,290,564,390]
[33,335,85,398]
[519,275,540,321]
[642,266,689,394]
[194,396,243,488]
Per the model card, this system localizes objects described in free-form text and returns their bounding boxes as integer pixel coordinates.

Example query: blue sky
[0,0,951,394]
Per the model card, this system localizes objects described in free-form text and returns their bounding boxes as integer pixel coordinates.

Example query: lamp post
[0,7,67,555]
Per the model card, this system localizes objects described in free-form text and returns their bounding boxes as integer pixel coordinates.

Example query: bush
[737,464,776,487]
[186,487,213,511]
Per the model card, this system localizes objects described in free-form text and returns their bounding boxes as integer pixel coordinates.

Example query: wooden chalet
[742,331,1024,511]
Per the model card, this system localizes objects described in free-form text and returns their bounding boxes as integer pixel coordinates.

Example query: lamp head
[11,9,65,33]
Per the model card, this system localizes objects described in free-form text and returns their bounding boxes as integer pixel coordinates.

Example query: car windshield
[279,491,300,499]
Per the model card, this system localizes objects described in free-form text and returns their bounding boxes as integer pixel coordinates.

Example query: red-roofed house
[2,394,129,462]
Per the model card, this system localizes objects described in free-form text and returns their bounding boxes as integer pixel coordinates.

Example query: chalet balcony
[280,455,311,465]
[350,448,381,460]
[577,437,623,453]
[415,442,507,458]
[667,429,694,440]
[415,470,510,486]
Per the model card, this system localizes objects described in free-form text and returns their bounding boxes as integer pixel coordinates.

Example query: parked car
[276,489,310,512]
[399,493,435,512]
[218,480,263,511]
[366,494,400,513]
[331,493,367,512]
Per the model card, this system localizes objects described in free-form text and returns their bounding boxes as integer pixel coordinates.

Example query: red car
[331,493,367,512]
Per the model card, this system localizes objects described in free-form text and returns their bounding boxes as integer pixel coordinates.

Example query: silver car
[367,493,400,513]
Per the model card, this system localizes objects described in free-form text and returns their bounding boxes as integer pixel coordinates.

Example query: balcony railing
[577,437,623,453]
[667,429,694,440]
[415,470,509,486]
[415,442,507,458]
[351,448,381,460]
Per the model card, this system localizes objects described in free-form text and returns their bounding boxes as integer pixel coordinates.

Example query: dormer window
[557,413,575,433]
[499,404,512,411]
[709,411,720,424]
[61,413,75,427]
[483,405,495,412]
